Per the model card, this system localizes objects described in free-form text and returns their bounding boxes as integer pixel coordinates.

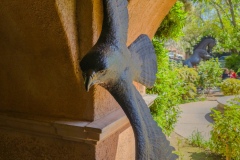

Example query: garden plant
[175,66,199,100]
[221,78,240,95]
[209,97,240,160]
[148,39,184,136]
[197,58,222,95]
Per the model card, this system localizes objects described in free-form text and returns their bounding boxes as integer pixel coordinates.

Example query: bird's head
[79,50,112,92]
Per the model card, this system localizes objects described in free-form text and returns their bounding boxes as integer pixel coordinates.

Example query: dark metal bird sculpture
[80,0,177,159]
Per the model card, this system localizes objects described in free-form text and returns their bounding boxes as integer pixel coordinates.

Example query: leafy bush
[209,97,240,160]
[147,38,184,136]
[237,68,240,73]
[197,59,222,94]
[148,1,188,136]
[176,67,199,100]
[188,130,207,148]
[155,1,187,41]
[225,54,240,72]
[221,78,240,95]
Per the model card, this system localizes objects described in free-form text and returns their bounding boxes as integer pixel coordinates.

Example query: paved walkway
[174,100,219,140]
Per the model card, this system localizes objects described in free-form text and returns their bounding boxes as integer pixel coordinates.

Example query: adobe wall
[0,0,95,121]
[0,120,134,160]
[0,129,96,160]
[0,0,176,159]
[0,0,176,121]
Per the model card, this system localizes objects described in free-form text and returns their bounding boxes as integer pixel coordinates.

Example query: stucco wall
[0,129,95,160]
[0,0,177,121]
[0,0,177,159]
[0,0,95,121]
[0,122,134,160]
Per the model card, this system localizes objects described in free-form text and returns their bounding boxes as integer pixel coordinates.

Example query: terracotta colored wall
[0,120,134,160]
[0,0,177,121]
[115,127,135,160]
[127,0,176,44]
[0,0,177,159]
[95,124,135,160]
[0,129,95,160]
[0,0,95,121]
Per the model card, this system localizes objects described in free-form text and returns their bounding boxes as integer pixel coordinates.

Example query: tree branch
[227,0,236,27]
[210,2,224,29]
[211,1,232,25]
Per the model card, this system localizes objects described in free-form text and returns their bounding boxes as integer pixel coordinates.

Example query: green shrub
[146,0,188,136]
[237,68,240,74]
[147,38,184,136]
[209,97,240,160]
[155,1,187,41]
[225,54,240,72]
[176,67,199,100]
[197,59,222,94]
[221,78,240,95]
[188,130,207,148]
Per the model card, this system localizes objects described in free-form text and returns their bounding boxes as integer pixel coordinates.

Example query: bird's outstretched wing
[128,34,157,88]
[100,0,128,44]
[104,75,178,160]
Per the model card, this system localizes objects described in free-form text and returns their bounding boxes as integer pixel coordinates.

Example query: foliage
[147,38,184,136]
[188,130,207,148]
[181,0,240,54]
[221,78,240,96]
[197,58,222,94]
[148,1,193,136]
[238,68,240,74]
[176,67,199,99]
[225,54,240,72]
[155,1,187,41]
[209,97,240,160]
[172,138,185,160]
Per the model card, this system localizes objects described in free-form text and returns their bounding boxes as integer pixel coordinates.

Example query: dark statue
[183,36,216,67]
[80,0,177,159]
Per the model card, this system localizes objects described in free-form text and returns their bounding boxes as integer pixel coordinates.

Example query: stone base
[0,95,157,160]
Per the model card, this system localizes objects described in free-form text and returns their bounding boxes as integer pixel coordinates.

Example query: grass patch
[187,130,207,148]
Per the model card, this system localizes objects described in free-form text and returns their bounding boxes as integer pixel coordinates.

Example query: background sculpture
[183,36,216,67]
[80,0,177,159]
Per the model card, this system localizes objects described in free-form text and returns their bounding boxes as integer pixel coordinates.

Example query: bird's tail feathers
[128,34,157,88]
[133,86,178,160]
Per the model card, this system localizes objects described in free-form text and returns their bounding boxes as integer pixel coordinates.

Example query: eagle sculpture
[80,0,177,159]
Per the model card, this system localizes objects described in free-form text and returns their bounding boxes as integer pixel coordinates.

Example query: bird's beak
[84,69,95,92]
